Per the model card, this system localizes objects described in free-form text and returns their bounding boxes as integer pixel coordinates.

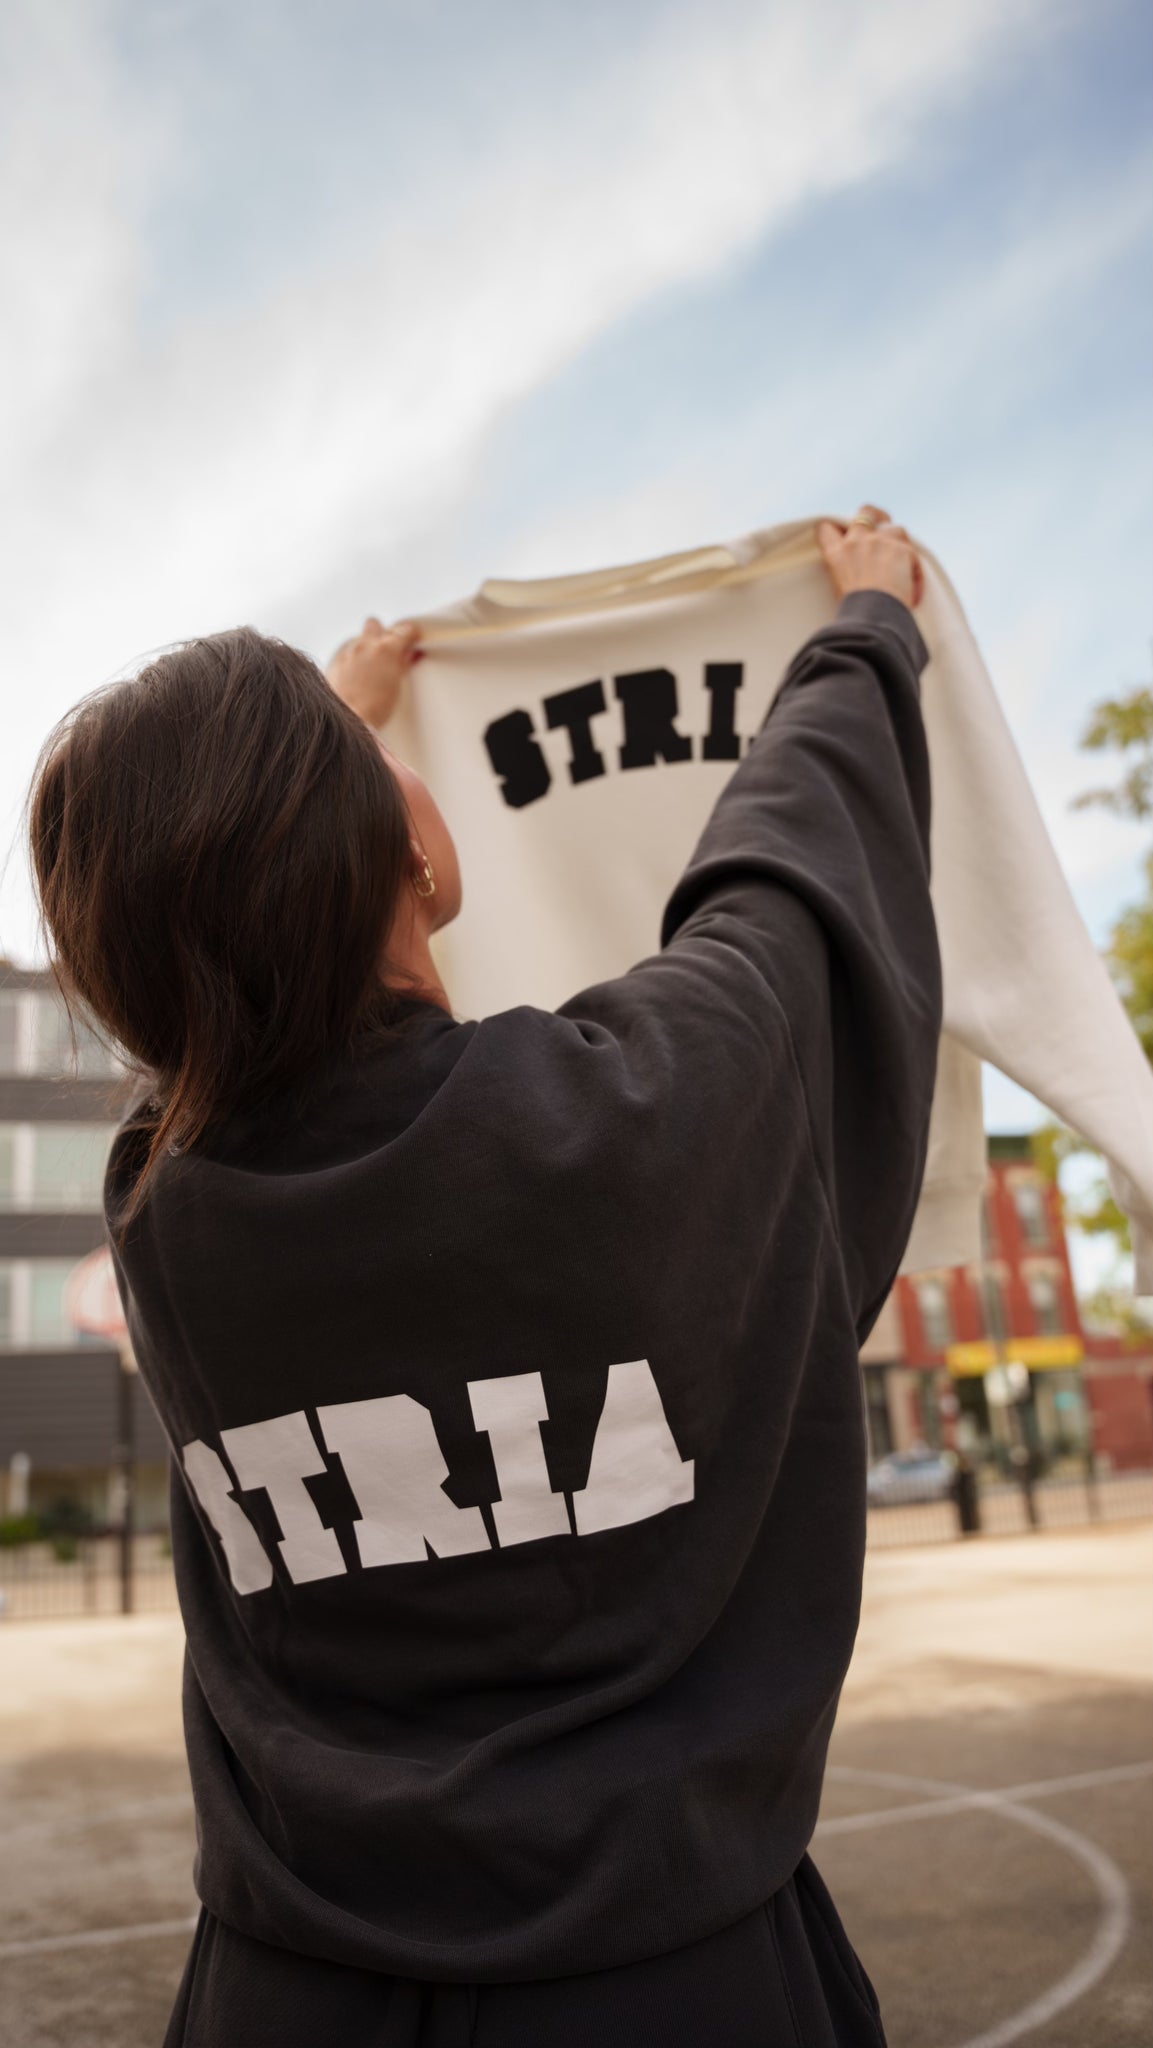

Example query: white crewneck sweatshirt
[392,518,1153,1290]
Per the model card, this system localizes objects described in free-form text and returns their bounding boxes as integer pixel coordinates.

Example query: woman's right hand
[817,505,924,610]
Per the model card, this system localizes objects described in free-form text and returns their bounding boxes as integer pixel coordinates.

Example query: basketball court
[1,1523,1149,2048]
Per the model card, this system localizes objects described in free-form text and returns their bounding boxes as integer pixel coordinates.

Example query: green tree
[1031,661,1153,1299]
[1029,1122,1129,1250]
[1105,856,1153,1065]
[1072,666,1153,1063]
[1072,685,1153,826]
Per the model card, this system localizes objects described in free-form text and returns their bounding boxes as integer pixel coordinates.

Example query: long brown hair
[26,626,423,1250]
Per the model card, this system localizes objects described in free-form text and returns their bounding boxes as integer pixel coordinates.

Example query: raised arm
[554,511,941,1342]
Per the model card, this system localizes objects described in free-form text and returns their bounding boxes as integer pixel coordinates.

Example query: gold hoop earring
[413,853,436,898]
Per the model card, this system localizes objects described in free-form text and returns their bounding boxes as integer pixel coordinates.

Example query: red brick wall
[1087,1372,1153,1470]
[896,1162,1085,1369]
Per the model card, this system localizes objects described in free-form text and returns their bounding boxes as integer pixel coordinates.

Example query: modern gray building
[0,957,168,1526]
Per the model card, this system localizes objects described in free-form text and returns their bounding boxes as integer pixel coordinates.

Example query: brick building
[862,1133,1153,1471]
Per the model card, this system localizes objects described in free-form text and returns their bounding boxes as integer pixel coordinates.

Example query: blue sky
[1,0,1150,1263]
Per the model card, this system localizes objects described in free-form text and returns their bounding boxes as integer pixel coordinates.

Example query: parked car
[866,1447,955,1507]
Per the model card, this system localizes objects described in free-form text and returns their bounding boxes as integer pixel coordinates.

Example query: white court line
[0,1753,1145,2023]
[0,1915,197,1960]
[817,1757,1153,1837]
[10,1760,1145,1852]
[824,1763,1137,2048]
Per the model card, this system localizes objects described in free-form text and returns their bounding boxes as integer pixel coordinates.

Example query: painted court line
[825,1763,1136,2048]
[818,1756,1153,1837]
[10,1759,1144,1854]
[0,1915,197,1960]
[0,1751,1144,2045]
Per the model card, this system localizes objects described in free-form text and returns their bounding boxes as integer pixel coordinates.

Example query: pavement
[0,1522,1149,2047]
[820,1525,1152,2048]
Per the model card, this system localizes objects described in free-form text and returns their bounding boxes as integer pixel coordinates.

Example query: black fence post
[1009,1437,1039,1528]
[83,1535,98,1614]
[115,1345,137,1615]
[1081,1443,1099,1521]
[1082,1390,1101,1522]
[952,1453,982,1535]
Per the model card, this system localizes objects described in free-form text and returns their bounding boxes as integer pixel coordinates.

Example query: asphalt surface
[0,1524,1149,2047]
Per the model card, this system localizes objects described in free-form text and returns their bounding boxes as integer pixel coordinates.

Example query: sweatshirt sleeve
[553,587,942,1343]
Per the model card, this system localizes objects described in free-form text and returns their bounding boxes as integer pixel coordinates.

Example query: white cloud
[0,2,167,469]
[468,150,1153,925]
[0,0,1093,960]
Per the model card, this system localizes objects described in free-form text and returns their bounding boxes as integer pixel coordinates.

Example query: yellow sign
[945,1336,1083,1377]
[1009,1336,1083,1369]
[946,1342,996,1375]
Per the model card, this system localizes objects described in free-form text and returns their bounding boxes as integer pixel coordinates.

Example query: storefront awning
[945,1336,1084,1376]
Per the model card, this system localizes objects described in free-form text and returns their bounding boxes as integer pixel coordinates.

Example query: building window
[0,1258,104,1347]
[978,1266,1008,1338]
[1012,1177,1050,1247]
[916,1277,954,1351]
[1,1125,117,1210]
[1026,1269,1064,1337]
[72,1015,120,1078]
[27,993,119,1078]
[0,992,21,1075]
[28,994,74,1075]
[0,991,119,1078]
[31,1125,114,1210]
[29,1261,85,1346]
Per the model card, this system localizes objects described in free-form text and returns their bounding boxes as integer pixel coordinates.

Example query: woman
[27,507,938,2047]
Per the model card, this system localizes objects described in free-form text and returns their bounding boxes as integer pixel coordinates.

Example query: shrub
[39,1496,96,1541]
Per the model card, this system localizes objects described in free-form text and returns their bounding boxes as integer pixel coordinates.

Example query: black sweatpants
[163,1854,887,2047]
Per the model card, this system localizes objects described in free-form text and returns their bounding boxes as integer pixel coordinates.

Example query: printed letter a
[572,1359,694,1536]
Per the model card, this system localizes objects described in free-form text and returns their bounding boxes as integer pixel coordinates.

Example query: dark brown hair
[26,626,422,1250]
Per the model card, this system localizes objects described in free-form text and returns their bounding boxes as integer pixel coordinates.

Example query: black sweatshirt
[105,587,940,1984]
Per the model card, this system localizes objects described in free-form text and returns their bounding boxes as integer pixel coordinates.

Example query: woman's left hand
[326,618,423,729]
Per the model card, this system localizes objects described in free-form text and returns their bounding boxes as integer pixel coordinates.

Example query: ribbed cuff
[899,1182,983,1276]
[836,588,930,677]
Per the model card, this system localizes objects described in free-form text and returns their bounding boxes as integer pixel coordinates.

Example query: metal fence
[1,1469,1151,1619]
[865,1464,1153,1548]
[0,1532,178,1620]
